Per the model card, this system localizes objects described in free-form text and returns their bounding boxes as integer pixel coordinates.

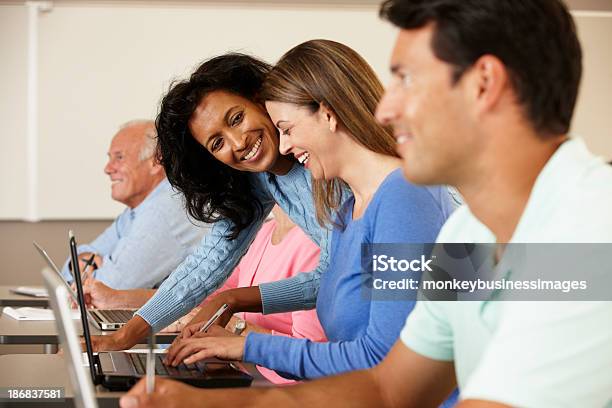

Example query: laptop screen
[42,268,98,408]
[33,242,79,303]
[34,241,100,327]
[68,230,99,384]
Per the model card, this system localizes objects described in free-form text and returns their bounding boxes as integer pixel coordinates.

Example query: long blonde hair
[261,39,398,227]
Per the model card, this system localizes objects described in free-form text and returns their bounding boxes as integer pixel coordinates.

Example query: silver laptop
[43,267,98,408]
[34,242,135,330]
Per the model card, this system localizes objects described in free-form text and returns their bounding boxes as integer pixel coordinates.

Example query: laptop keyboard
[98,309,134,322]
[128,353,201,377]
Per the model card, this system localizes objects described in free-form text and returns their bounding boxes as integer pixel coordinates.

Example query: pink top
[214,220,326,383]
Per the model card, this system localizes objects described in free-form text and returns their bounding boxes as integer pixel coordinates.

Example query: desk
[0,286,48,308]
[0,354,120,407]
[0,354,271,407]
[0,308,177,354]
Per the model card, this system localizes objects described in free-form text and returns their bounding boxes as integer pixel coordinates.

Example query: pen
[198,303,229,333]
[81,254,96,281]
[146,329,155,394]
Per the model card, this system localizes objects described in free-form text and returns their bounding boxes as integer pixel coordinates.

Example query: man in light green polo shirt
[119,1,612,407]
[377,0,612,405]
[401,135,612,406]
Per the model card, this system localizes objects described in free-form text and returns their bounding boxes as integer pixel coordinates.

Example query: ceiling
[1,0,612,11]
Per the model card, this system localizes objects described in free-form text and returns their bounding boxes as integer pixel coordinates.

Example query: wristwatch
[233,318,247,335]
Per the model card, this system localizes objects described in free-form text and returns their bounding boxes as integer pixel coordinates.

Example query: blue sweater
[137,164,335,331]
[244,169,455,379]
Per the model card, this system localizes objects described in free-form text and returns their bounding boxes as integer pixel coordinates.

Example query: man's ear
[468,54,509,116]
[150,159,164,176]
[318,102,338,132]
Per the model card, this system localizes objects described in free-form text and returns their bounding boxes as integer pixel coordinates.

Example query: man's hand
[76,252,103,279]
[82,279,120,309]
[120,377,203,408]
[69,283,79,309]
[165,326,245,366]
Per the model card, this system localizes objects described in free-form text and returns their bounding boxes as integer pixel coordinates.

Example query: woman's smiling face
[266,100,339,181]
[189,90,287,174]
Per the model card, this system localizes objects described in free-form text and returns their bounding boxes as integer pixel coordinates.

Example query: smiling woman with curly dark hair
[155,54,275,239]
[89,53,338,353]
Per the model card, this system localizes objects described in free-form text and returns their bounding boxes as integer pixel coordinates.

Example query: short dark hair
[155,54,271,239]
[380,0,582,136]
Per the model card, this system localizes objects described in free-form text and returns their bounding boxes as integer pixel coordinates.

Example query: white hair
[119,119,157,161]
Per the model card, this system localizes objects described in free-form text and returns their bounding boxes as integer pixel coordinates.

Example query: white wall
[0,5,28,218]
[1,1,395,219]
[572,13,612,157]
[0,2,610,220]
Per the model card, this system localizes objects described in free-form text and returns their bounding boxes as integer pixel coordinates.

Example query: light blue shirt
[401,139,612,407]
[61,179,209,289]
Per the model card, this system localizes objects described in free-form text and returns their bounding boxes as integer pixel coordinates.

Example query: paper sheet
[2,306,79,321]
[10,286,48,298]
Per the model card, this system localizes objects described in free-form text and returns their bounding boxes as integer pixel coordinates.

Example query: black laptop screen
[69,231,99,385]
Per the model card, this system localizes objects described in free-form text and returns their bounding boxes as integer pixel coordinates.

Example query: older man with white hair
[61,120,208,289]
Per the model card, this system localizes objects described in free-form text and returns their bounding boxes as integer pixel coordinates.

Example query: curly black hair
[155,54,272,240]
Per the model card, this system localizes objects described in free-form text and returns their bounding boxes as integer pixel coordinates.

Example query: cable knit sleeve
[136,175,275,331]
[258,165,337,314]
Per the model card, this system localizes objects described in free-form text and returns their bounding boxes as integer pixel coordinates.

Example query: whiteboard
[0,2,610,220]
